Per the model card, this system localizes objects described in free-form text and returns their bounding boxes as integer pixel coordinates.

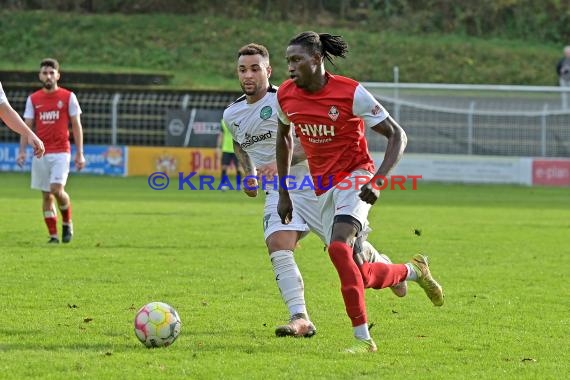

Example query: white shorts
[262,162,326,243]
[31,153,71,192]
[290,188,326,243]
[318,169,373,245]
[263,189,326,243]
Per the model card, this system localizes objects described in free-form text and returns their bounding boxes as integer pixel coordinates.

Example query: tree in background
[0,0,568,43]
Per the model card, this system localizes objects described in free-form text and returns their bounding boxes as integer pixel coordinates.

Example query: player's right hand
[277,193,293,225]
[359,180,381,205]
[16,151,27,167]
[243,176,258,197]
[27,133,45,159]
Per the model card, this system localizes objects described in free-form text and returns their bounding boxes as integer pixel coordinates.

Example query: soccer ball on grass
[134,301,181,348]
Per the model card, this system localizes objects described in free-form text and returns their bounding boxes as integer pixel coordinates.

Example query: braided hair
[288,31,348,66]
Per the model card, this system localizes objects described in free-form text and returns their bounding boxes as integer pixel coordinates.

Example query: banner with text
[0,143,126,176]
[165,108,224,147]
[532,159,570,186]
[127,146,236,177]
[377,153,534,186]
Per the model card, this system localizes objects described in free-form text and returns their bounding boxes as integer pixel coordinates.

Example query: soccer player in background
[223,43,407,339]
[275,32,444,353]
[0,81,45,157]
[218,118,244,189]
[17,58,85,244]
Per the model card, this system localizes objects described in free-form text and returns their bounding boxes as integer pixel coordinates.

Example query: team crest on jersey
[328,106,339,121]
[372,104,382,115]
[260,106,272,120]
[57,100,64,109]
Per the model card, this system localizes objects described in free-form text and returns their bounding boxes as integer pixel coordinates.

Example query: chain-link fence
[2,84,569,157]
[364,83,570,157]
[0,88,239,147]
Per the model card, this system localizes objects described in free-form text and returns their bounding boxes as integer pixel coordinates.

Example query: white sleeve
[23,96,35,119]
[275,92,290,125]
[352,84,389,128]
[0,82,7,105]
[68,92,82,117]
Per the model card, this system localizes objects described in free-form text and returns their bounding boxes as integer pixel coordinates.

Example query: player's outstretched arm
[0,102,45,159]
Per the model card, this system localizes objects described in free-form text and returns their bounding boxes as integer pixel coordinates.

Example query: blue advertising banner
[0,143,127,176]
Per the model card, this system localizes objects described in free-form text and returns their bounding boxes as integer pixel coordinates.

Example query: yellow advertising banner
[127,146,237,177]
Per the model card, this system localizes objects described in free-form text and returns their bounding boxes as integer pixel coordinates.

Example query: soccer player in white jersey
[223,43,407,338]
[275,32,444,353]
[0,81,44,157]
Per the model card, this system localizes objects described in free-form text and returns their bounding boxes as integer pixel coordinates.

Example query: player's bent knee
[331,215,361,244]
[266,230,301,253]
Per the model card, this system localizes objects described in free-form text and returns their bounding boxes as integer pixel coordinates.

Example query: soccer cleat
[410,254,444,306]
[62,223,73,243]
[47,237,60,244]
[275,313,316,338]
[357,241,408,297]
[345,338,377,353]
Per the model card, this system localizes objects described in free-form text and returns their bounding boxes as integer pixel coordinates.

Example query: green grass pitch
[0,172,568,379]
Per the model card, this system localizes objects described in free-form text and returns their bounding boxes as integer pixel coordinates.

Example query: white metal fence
[1,84,569,157]
[364,83,570,157]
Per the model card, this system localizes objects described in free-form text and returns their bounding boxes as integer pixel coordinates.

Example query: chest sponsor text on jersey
[295,123,335,144]
[240,130,272,149]
[39,110,60,123]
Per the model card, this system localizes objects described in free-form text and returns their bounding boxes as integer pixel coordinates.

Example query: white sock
[353,323,371,340]
[270,250,307,318]
[405,263,418,281]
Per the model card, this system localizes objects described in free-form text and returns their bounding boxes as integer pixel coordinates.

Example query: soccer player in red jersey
[0,81,45,157]
[225,43,407,339]
[17,58,85,244]
[275,31,444,353]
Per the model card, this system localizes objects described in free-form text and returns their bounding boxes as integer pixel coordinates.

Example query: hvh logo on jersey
[296,123,335,137]
[39,110,60,121]
[328,106,339,121]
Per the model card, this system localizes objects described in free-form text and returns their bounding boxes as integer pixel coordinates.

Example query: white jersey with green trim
[222,85,280,168]
[223,85,325,242]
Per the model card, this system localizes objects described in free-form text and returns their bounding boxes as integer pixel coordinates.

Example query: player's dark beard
[42,81,54,90]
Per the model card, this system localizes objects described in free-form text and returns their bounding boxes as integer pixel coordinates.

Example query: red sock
[60,203,72,224]
[359,262,408,290]
[328,241,367,327]
[44,210,58,236]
